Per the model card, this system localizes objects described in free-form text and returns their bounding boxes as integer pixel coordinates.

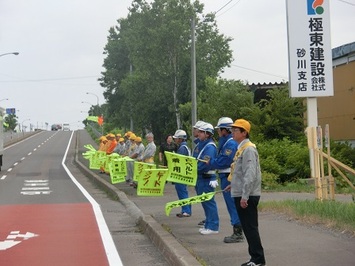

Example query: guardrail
[3,131,41,147]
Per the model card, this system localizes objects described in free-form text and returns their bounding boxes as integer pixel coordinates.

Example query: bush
[261,171,279,190]
[257,138,310,182]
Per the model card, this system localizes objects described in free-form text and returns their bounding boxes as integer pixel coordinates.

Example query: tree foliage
[4,114,18,131]
[250,87,306,141]
[99,0,233,140]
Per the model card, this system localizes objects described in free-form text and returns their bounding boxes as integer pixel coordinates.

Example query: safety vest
[227,141,256,181]
[217,137,234,173]
[197,142,217,175]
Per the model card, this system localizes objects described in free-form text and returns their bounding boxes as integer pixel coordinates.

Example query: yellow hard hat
[119,137,124,142]
[231,119,251,133]
[135,137,142,142]
[124,131,132,137]
[129,134,136,140]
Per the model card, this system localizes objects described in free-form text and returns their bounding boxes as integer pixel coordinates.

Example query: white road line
[7,168,12,172]
[62,131,123,266]
[1,175,6,180]
[21,157,25,161]
[22,187,50,191]
[28,152,32,156]
[13,162,18,166]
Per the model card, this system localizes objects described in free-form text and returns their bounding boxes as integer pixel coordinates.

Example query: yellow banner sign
[137,168,168,196]
[164,151,197,186]
[134,161,156,181]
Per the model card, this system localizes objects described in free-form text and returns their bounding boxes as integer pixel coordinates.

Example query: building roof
[332,41,355,60]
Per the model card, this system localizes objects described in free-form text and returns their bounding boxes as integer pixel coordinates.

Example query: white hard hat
[193,120,205,129]
[173,129,187,139]
[215,117,233,129]
[198,122,214,134]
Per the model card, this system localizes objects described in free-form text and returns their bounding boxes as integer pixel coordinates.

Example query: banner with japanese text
[165,192,216,216]
[89,151,107,170]
[164,151,197,186]
[133,161,156,182]
[109,157,134,184]
[137,168,168,196]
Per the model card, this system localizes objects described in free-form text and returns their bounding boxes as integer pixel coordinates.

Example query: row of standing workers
[186,118,266,266]
[96,117,266,266]
[97,131,156,187]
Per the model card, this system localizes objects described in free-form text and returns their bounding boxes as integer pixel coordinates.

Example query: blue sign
[6,108,16,115]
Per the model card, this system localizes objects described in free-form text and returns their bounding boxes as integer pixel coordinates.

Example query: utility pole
[191,15,197,146]
[129,64,134,132]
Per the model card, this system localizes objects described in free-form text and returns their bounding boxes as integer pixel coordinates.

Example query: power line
[337,0,355,6]
[230,64,288,80]
[0,74,99,83]
[215,0,234,14]
[216,0,243,17]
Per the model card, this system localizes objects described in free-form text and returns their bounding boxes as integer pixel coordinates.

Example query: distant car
[51,124,62,131]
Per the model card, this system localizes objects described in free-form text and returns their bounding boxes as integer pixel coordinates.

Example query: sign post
[286,0,334,179]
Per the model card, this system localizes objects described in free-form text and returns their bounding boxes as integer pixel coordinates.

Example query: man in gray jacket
[225,119,266,266]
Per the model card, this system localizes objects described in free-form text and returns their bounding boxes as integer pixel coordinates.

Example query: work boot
[223,225,244,243]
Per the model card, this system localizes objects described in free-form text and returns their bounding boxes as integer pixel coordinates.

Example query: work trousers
[195,178,219,231]
[175,183,191,215]
[235,196,265,265]
[219,174,241,226]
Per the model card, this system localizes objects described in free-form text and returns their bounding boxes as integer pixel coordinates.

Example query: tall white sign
[286,0,334,97]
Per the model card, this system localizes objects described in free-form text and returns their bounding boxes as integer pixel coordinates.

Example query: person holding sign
[172,129,192,218]
[226,119,266,266]
[208,117,244,243]
[194,122,219,235]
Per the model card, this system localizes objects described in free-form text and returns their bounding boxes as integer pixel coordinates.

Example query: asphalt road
[0,131,169,266]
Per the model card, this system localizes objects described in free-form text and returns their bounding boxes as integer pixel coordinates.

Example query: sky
[0,0,354,130]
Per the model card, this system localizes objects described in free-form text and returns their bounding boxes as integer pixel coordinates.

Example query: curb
[73,137,201,266]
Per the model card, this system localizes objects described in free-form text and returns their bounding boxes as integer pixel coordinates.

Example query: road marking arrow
[0,240,21,250]
[0,231,39,251]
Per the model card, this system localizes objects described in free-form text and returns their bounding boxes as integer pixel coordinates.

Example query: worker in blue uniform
[193,122,219,235]
[208,117,244,243]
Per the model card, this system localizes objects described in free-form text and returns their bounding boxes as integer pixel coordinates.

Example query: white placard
[286,0,334,97]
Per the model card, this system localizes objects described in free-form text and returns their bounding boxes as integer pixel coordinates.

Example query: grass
[259,199,355,237]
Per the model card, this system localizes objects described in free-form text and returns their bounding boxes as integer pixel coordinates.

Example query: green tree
[4,114,18,131]
[99,0,233,140]
[250,87,306,141]
[179,78,255,134]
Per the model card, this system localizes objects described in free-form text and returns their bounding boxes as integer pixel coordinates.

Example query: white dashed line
[1,175,6,180]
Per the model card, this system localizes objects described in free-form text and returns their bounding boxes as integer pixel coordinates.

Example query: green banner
[109,156,134,184]
[133,161,156,181]
[87,151,107,170]
[165,191,217,216]
[86,116,98,122]
[84,144,96,151]
[164,151,197,186]
[137,168,168,196]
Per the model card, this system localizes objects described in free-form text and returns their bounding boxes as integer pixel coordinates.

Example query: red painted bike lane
[0,203,109,266]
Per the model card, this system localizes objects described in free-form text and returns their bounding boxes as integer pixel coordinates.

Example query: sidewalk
[75,130,355,266]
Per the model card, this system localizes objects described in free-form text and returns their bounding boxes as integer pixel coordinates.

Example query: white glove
[209,180,219,188]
